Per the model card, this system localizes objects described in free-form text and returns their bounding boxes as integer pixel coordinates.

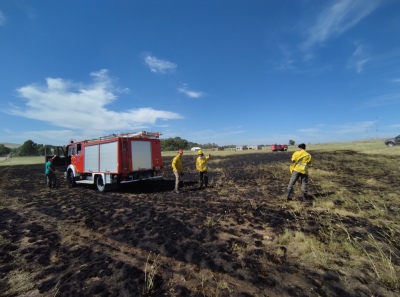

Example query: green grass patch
[0,156,44,166]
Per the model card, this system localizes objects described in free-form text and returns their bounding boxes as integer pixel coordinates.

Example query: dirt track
[0,152,398,296]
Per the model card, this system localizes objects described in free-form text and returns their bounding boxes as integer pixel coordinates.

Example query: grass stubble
[0,139,399,296]
[206,145,399,294]
[269,150,400,292]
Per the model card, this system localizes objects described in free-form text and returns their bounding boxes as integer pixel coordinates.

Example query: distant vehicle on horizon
[384,135,400,147]
[191,147,201,151]
[270,144,288,152]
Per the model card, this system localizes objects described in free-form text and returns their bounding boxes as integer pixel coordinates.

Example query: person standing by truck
[172,149,184,193]
[45,155,57,188]
[286,143,312,200]
[196,150,211,188]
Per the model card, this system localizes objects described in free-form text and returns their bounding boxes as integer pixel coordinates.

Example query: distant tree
[17,140,40,156]
[289,140,295,146]
[37,144,46,156]
[202,142,218,149]
[0,144,11,156]
[221,145,235,149]
[188,141,201,149]
[161,137,189,151]
[161,137,220,151]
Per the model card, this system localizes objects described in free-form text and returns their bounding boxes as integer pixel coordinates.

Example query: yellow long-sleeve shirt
[290,149,312,174]
[196,155,210,172]
[171,155,182,172]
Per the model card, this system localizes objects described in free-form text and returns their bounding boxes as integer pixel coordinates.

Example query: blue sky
[1,0,400,146]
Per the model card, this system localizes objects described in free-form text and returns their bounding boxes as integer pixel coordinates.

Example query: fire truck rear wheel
[96,176,106,192]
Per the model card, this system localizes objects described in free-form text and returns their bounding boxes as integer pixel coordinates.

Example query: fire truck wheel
[96,176,106,192]
[68,172,76,187]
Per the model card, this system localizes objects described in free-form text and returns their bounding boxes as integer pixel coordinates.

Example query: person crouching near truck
[45,155,57,188]
[172,149,184,194]
[286,143,312,200]
[196,150,211,189]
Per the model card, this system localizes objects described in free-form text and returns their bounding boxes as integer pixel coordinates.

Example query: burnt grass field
[0,151,399,296]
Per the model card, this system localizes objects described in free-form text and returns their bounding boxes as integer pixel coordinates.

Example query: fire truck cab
[65,131,163,192]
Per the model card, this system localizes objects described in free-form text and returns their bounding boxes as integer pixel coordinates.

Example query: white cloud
[0,10,6,26]
[299,120,377,142]
[298,128,320,134]
[183,127,246,146]
[354,59,370,73]
[363,93,400,107]
[177,84,205,98]
[332,121,376,135]
[302,0,381,50]
[347,43,370,73]
[275,45,296,71]
[144,54,177,74]
[298,121,377,142]
[8,69,183,133]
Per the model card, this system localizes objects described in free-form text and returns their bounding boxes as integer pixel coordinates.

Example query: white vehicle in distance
[191,147,201,151]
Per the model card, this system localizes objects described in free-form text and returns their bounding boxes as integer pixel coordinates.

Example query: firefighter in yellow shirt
[196,150,211,188]
[172,149,184,193]
[286,143,312,200]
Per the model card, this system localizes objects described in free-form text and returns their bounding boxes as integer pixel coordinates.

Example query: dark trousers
[46,172,57,188]
[199,171,208,187]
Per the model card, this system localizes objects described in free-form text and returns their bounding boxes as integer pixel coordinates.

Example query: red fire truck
[63,131,163,192]
[270,144,288,152]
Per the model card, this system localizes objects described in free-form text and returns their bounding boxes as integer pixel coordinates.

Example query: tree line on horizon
[0,138,296,157]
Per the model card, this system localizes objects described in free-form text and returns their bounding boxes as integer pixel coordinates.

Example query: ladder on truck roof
[123,131,162,139]
[85,131,162,143]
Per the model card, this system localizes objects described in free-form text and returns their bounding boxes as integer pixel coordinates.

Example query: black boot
[286,190,292,200]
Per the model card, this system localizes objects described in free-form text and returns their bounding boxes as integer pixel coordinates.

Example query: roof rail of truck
[84,131,162,143]
[122,131,162,139]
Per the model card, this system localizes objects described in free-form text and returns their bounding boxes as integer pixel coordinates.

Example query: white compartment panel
[84,145,99,172]
[99,141,118,172]
[131,141,152,170]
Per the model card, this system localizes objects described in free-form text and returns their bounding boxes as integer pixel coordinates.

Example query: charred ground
[0,151,399,296]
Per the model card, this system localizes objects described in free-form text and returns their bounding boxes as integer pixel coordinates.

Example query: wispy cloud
[298,121,378,142]
[144,54,177,74]
[302,0,381,51]
[0,10,6,26]
[363,93,400,108]
[347,42,370,73]
[275,45,296,71]
[332,121,376,135]
[177,84,205,98]
[298,128,320,134]
[185,127,246,145]
[8,69,183,133]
